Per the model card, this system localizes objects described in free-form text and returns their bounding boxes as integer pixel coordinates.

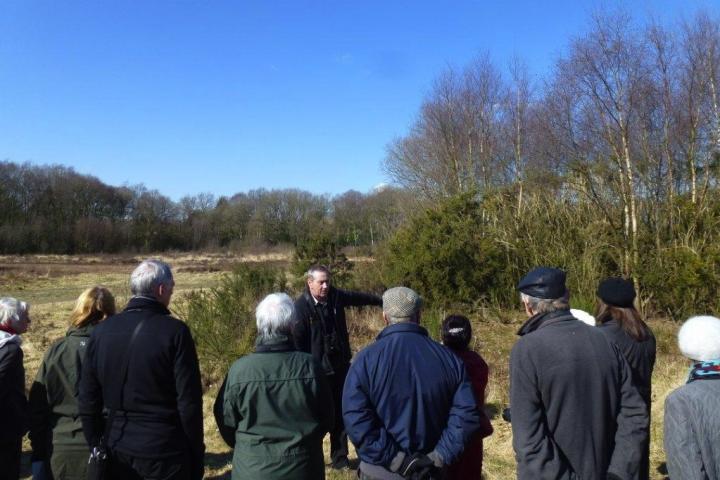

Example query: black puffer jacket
[0,332,27,442]
[292,287,381,374]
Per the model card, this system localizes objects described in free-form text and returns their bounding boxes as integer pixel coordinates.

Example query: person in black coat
[0,297,31,480]
[79,259,205,480]
[510,267,648,480]
[596,277,656,480]
[291,264,381,470]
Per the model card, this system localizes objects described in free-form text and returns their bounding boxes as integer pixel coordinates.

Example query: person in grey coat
[510,267,648,480]
[664,315,720,480]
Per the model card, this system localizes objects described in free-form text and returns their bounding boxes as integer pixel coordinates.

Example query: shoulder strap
[101,319,146,448]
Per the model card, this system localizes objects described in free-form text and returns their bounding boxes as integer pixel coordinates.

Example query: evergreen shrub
[176,264,286,386]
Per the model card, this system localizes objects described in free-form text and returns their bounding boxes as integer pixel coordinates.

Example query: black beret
[517,267,567,299]
[597,277,635,308]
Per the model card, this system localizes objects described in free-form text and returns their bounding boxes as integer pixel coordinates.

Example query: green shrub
[292,232,354,287]
[176,264,286,385]
[379,193,506,309]
[639,245,720,320]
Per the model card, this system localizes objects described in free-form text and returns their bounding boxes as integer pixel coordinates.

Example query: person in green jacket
[214,292,334,480]
[29,286,116,480]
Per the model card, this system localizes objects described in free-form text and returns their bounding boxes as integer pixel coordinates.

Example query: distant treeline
[0,161,414,254]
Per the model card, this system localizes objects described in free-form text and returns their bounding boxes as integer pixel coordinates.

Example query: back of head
[382,287,422,324]
[596,277,646,341]
[256,292,294,341]
[518,267,569,314]
[679,315,720,362]
[130,259,173,297]
[0,297,28,331]
[70,286,116,328]
[442,315,472,350]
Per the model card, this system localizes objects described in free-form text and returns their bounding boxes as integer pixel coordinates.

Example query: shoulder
[0,341,23,360]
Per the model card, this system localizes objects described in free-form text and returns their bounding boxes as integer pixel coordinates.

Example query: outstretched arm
[337,289,382,308]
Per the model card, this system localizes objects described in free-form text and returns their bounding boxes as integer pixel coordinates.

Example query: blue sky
[0,1,716,200]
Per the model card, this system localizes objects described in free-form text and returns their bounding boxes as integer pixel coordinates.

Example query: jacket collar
[254,334,295,353]
[66,324,96,338]
[376,321,429,340]
[124,295,171,315]
[517,309,575,336]
[0,330,21,348]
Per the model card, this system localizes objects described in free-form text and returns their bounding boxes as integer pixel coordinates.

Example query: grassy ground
[3,254,686,479]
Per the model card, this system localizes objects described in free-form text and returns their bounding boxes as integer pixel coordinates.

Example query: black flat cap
[597,277,635,308]
[517,267,567,299]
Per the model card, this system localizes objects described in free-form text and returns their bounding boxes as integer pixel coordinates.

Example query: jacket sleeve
[78,334,104,448]
[174,325,205,480]
[342,359,400,467]
[291,302,311,354]
[433,367,482,464]
[607,346,649,479]
[664,391,705,480]
[337,289,382,308]
[28,357,52,460]
[312,360,335,435]
[213,375,235,447]
[510,341,570,480]
[468,355,493,438]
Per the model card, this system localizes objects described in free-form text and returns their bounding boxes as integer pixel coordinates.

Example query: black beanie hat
[442,315,472,350]
[597,277,636,308]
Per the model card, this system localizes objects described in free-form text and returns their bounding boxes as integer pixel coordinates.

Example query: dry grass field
[2,254,687,480]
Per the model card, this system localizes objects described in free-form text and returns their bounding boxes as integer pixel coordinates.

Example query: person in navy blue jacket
[342,287,482,480]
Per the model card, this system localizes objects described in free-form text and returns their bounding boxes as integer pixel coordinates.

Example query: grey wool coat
[664,379,720,480]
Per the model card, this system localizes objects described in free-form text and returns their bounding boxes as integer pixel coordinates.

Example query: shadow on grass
[205,450,232,469]
[485,402,505,420]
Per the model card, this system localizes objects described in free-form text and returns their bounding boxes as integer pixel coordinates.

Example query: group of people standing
[0,259,718,479]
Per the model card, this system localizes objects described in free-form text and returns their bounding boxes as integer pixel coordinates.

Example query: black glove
[398,453,435,479]
[502,407,512,422]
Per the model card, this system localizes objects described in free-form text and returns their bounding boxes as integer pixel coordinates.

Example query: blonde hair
[70,287,116,328]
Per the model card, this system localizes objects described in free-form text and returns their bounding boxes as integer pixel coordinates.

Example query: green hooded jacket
[29,324,95,460]
[214,335,334,480]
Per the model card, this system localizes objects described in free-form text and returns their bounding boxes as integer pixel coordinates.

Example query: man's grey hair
[306,264,331,280]
[256,293,295,341]
[0,297,29,329]
[521,291,570,315]
[130,259,174,296]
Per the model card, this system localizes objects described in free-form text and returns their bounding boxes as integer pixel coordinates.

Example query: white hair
[679,315,720,362]
[130,259,173,296]
[0,297,29,329]
[521,292,570,314]
[256,293,294,341]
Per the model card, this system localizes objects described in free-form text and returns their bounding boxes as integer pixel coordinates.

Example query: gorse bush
[176,264,285,385]
[292,232,353,287]
[379,193,506,309]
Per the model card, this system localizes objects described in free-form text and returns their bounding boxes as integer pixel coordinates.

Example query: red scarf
[0,323,17,335]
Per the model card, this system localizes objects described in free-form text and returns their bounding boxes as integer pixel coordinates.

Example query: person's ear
[523,299,533,317]
[382,312,389,326]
